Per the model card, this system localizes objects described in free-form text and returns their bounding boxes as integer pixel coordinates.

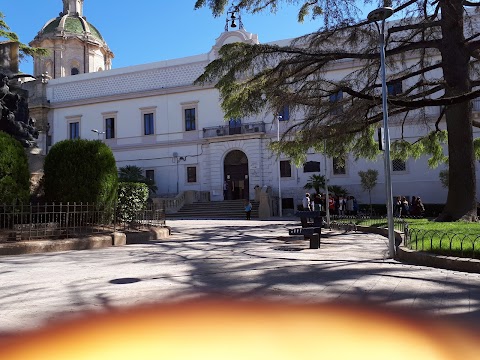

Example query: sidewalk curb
[395,246,480,274]
[356,225,480,274]
[0,227,171,256]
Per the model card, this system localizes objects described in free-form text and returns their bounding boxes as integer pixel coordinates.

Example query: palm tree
[303,174,326,194]
[118,165,158,193]
[328,185,349,197]
[118,165,144,182]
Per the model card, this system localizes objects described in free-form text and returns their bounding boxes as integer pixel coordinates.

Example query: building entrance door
[224,150,249,200]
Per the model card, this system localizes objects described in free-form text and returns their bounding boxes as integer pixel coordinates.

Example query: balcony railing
[203,121,265,138]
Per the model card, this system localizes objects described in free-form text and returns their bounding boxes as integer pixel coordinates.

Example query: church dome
[35,14,105,44]
[29,0,113,79]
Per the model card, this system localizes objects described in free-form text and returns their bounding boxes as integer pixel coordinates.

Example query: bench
[287,211,324,249]
[288,227,320,249]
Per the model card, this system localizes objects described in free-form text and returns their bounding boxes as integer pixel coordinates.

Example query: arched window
[71,67,79,75]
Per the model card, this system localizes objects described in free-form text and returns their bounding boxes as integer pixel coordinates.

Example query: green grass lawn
[356,217,480,258]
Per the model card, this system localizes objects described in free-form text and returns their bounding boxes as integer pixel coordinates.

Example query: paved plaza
[1,219,480,335]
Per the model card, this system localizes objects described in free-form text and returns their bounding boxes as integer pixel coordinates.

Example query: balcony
[203,121,265,138]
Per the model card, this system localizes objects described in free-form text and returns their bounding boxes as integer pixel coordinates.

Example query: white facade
[37,24,480,210]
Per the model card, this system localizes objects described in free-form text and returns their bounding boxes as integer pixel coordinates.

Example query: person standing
[244,200,252,220]
[338,196,346,216]
[223,181,228,200]
[302,193,311,211]
[346,196,354,215]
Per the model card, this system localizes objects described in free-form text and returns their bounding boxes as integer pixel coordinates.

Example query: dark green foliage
[303,174,326,194]
[0,11,48,60]
[0,131,29,203]
[118,165,157,193]
[328,185,348,197]
[117,182,149,223]
[43,140,118,206]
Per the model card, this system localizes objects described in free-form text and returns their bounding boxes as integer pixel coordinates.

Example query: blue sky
[2,1,329,75]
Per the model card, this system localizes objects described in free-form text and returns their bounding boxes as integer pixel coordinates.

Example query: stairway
[166,200,259,219]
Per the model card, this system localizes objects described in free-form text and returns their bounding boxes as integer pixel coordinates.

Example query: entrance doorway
[224,150,249,200]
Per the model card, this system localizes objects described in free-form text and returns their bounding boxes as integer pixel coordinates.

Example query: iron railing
[329,216,480,259]
[0,202,165,242]
[203,121,265,138]
[328,215,408,233]
[404,227,480,259]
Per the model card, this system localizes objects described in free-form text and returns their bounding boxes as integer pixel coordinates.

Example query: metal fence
[0,202,165,242]
[404,228,480,259]
[328,215,408,233]
[329,215,480,259]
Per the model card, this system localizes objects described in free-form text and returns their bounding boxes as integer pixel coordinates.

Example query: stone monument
[0,41,43,194]
[0,41,39,147]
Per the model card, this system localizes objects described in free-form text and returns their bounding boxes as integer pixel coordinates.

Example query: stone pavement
[1,219,480,335]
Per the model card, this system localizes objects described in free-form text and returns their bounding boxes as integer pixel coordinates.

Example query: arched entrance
[224,150,249,200]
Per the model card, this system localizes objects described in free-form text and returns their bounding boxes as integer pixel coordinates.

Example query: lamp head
[367,7,393,22]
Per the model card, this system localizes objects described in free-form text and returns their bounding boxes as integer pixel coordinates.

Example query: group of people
[302,193,358,215]
[395,196,425,217]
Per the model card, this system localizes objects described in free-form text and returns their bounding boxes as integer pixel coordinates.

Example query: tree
[358,169,378,216]
[328,185,348,198]
[303,174,325,194]
[0,12,46,61]
[44,140,118,206]
[0,131,29,204]
[194,0,480,221]
[118,165,158,194]
[439,169,449,189]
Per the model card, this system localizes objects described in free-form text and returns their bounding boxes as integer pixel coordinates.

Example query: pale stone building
[23,1,480,213]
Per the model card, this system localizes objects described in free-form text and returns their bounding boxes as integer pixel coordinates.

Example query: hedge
[43,139,118,207]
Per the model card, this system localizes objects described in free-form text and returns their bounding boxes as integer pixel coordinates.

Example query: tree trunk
[437,0,477,221]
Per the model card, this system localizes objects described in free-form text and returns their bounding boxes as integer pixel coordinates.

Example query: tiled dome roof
[36,14,104,43]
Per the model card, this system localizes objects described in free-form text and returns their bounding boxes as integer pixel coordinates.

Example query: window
[392,159,406,172]
[303,161,320,173]
[387,81,402,96]
[229,118,242,135]
[105,117,115,139]
[141,107,156,136]
[187,166,197,183]
[332,157,346,175]
[145,170,155,182]
[185,108,196,131]
[69,122,79,139]
[71,67,79,75]
[280,160,292,178]
[278,105,290,121]
[144,113,154,135]
[182,101,199,132]
[329,90,343,115]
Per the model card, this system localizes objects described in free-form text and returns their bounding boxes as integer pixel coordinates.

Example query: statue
[0,73,39,147]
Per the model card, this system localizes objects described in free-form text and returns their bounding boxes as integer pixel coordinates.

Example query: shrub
[117,182,149,222]
[0,131,29,204]
[43,139,118,207]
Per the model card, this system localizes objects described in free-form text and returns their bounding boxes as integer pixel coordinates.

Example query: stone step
[167,200,259,219]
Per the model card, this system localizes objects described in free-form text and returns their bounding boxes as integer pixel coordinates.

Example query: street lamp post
[323,140,330,227]
[91,129,105,140]
[277,115,283,217]
[368,6,395,258]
